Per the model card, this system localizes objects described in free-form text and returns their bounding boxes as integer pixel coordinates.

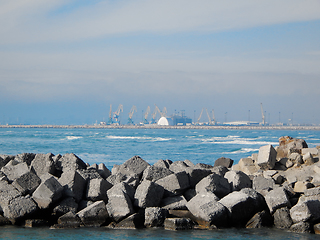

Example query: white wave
[221,148,259,155]
[66,136,83,140]
[203,139,278,145]
[106,135,171,141]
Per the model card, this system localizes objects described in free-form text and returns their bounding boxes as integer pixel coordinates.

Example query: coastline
[1,124,320,130]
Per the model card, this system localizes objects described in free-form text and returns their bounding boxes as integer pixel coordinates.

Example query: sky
[0,0,320,125]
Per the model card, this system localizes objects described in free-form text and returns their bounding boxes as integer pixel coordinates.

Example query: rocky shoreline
[1,136,320,234]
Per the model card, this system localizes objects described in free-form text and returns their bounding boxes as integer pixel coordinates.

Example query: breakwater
[1,136,320,234]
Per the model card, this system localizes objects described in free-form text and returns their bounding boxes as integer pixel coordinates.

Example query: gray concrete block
[195,173,231,199]
[12,170,41,195]
[77,200,109,227]
[134,180,164,208]
[144,207,167,227]
[30,153,56,177]
[257,145,277,170]
[86,178,112,202]
[156,171,190,197]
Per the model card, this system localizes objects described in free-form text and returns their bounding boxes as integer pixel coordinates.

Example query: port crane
[127,105,137,125]
[212,109,216,125]
[197,108,213,125]
[107,104,113,125]
[151,105,161,124]
[113,104,123,124]
[196,108,205,125]
[260,103,266,125]
[143,106,150,124]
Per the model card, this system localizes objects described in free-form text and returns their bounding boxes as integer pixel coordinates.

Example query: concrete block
[97,163,111,179]
[32,176,63,209]
[113,213,144,229]
[153,159,172,169]
[246,210,273,228]
[0,180,22,210]
[86,178,112,202]
[257,145,277,170]
[142,165,173,182]
[144,207,168,227]
[273,207,293,229]
[156,172,190,197]
[14,153,36,165]
[30,153,56,177]
[195,173,230,199]
[224,170,252,191]
[134,180,164,208]
[1,162,29,182]
[117,155,150,177]
[164,218,193,230]
[52,197,79,217]
[214,157,234,168]
[56,153,87,173]
[56,211,81,228]
[77,200,109,227]
[264,187,291,214]
[12,170,41,195]
[58,170,86,202]
[160,195,187,210]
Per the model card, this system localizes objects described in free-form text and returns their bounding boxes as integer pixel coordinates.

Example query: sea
[1,127,320,239]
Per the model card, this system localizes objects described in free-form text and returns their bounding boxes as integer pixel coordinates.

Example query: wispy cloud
[1,0,320,44]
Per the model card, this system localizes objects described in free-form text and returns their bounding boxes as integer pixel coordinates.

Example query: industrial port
[99,103,272,127]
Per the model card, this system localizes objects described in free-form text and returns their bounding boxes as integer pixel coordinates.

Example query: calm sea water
[1,127,320,239]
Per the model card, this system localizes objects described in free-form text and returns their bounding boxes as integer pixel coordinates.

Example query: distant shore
[1,124,320,130]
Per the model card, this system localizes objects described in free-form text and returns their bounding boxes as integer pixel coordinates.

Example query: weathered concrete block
[0,155,12,169]
[302,148,319,156]
[144,207,168,227]
[30,153,56,177]
[224,170,252,191]
[25,219,49,228]
[194,163,214,170]
[164,218,193,230]
[246,210,273,228]
[290,199,320,223]
[303,152,315,165]
[289,221,312,233]
[1,162,29,182]
[273,207,293,229]
[257,145,277,170]
[56,211,81,228]
[153,159,172,169]
[134,180,164,208]
[219,190,259,227]
[195,173,230,199]
[32,176,63,209]
[184,159,195,167]
[294,181,314,193]
[12,170,41,195]
[3,196,38,223]
[169,161,189,173]
[210,166,229,177]
[0,180,21,211]
[107,171,140,188]
[277,136,308,158]
[112,213,144,229]
[118,156,150,177]
[14,153,36,166]
[52,197,78,217]
[77,200,109,227]
[78,168,103,181]
[97,163,111,179]
[58,170,86,202]
[186,193,227,227]
[214,157,234,168]
[161,195,187,210]
[186,168,212,188]
[142,165,173,182]
[57,153,87,173]
[86,178,112,202]
[236,157,259,176]
[264,187,291,214]
[156,172,190,196]
[252,176,275,193]
[106,184,134,222]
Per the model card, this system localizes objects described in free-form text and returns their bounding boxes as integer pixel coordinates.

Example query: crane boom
[260,103,265,125]
[127,105,137,125]
[151,104,161,124]
[197,108,204,124]
[161,107,167,117]
[212,109,216,125]
[143,106,150,124]
[113,104,123,123]
[205,108,212,125]
[107,104,113,124]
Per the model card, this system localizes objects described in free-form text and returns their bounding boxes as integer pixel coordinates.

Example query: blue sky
[0,0,320,125]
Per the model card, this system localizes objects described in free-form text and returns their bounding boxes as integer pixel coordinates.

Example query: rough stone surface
[156,172,190,196]
[214,157,234,168]
[257,145,277,170]
[12,170,41,195]
[186,193,227,227]
[161,195,187,210]
[117,156,150,177]
[56,153,87,173]
[169,161,189,173]
[113,213,144,229]
[14,153,36,166]
[264,187,291,214]
[30,153,56,177]
[106,184,134,222]
[290,221,312,233]
[56,211,81,228]
[0,180,21,210]
[32,176,63,209]
[77,200,109,227]
[273,207,293,229]
[195,173,231,198]
[3,196,38,223]
[86,178,112,202]
[246,210,273,228]
[142,165,173,182]
[224,170,252,191]
[58,170,86,202]
[164,218,193,230]
[186,168,212,188]
[1,162,30,182]
[97,163,112,179]
[144,207,168,227]
[134,180,164,208]
[290,199,320,223]
[277,136,308,158]
[252,176,275,193]
[153,159,172,169]
[52,197,78,217]
[236,157,259,176]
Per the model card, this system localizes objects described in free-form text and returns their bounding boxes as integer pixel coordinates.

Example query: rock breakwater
[1,136,320,234]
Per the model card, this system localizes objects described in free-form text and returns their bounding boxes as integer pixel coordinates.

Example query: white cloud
[1,0,320,44]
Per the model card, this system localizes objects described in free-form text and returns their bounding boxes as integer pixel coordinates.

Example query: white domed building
[157,117,173,126]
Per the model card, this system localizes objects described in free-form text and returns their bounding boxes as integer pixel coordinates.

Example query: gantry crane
[260,103,266,125]
[107,104,113,125]
[143,106,151,124]
[113,104,123,124]
[151,104,161,124]
[196,108,204,125]
[127,105,137,125]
